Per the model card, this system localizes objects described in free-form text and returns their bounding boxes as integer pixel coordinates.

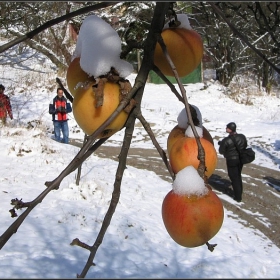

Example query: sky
[1,14,280,279]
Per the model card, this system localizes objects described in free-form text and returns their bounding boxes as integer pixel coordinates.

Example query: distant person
[218,122,247,202]
[49,88,72,144]
[0,84,13,126]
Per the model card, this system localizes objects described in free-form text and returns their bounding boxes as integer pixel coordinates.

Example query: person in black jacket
[218,122,247,202]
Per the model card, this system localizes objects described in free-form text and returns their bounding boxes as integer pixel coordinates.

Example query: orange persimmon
[162,187,224,248]
[167,125,214,156]
[154,28,203,77]
[169,137,217,177]
[72,81,129,138]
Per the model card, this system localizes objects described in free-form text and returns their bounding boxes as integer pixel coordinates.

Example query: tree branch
[0,2,118,54]
[137,112,175,180]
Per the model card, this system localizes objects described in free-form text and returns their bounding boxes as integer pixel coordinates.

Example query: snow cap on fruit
[185,126,203,138]
[177,105,202,129]
[72,15,133,78]
[173,166,209,196]
[163,14,192,31]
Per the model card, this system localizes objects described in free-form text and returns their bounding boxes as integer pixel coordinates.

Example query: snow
[72,14,133,78]
[0,13,280,278]
[163,13,192,30]
[173,166,208,196]
[0,72,280,278]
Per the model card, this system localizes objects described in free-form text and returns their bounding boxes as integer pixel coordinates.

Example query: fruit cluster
[162,106,224,248]
[154,14,223,249]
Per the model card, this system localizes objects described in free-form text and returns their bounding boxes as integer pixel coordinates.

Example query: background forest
[0,1,279,91]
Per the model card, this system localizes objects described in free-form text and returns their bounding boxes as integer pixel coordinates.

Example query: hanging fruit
[169,136,217,177]
[154,14,203,77]
[66,15,135,138]
[72,77,132,138]
[162,166,224,248]
[167,125,214,156]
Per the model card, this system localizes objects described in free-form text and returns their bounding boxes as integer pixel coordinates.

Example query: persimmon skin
[154,28,204,77]
[162,189,224,248]
[73,81,128,138]
[66,57,95,97]
[169,137,217,177]
[167,125,214,156]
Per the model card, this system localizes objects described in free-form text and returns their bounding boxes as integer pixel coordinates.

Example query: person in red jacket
[49,88,72,144]
[0,84,13,125]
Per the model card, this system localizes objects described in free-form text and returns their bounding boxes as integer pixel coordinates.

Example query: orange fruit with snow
[73,81,129,138]
[169,136,217,177]
[162,187,224,248]
[167,125,214,156]
[154,28,203,77]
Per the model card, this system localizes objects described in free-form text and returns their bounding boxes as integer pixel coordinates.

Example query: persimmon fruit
[169,136,217,177]
[167,125,214,156]
[162,188,224,248]
[154,28,203,77]
[72,81,129,138]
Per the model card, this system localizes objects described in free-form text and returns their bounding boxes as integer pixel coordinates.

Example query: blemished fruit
[162,188,224,248]
[169,137,217,177]
[73,81,129,138]
[66,57,95,97]
[154,28,203,77]
[167,125,214,156]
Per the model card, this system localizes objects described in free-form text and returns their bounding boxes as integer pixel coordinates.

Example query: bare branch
[0,2,118,54]
[0,136,108,250]
[137,113,175,180]
[56,77,74,103]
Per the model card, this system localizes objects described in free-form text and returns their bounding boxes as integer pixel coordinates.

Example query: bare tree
[178,2,280,87]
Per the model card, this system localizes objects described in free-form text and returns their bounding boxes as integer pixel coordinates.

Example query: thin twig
[0,136,108,250]
[76,134,88,186]
[56,77,73,103]
[137,112,175,180]
[76,104,138,278]
[0,2,118,54]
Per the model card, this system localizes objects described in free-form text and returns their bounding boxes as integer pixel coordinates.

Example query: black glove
[57,106,66,113]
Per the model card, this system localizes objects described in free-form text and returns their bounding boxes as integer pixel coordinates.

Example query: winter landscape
[0,7,280,279]
[0,50,280,278]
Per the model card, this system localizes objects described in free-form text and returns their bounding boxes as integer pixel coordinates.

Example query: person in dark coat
[49,88,72,144]
[218,122,247,202]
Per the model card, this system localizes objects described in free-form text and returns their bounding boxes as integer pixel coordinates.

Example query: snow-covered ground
[0,42,280,278]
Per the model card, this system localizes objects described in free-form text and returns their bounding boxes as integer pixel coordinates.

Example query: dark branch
[0,2,118,54]
[56,77,73,103]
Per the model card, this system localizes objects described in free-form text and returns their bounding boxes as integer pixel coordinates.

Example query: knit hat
[0,84,5,90]
[226,122,236,132]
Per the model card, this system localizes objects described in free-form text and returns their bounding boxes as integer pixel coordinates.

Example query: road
[70,139,280,249]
